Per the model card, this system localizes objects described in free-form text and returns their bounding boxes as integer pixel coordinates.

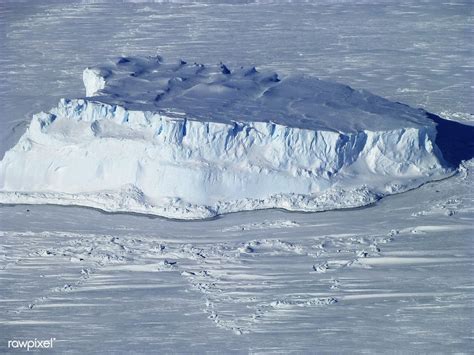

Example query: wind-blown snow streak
[0,57,451,219]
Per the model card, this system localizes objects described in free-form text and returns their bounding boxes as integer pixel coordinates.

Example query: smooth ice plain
[0,1,473,353]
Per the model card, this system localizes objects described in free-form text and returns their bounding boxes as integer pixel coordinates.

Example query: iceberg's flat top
[83,56,433,133]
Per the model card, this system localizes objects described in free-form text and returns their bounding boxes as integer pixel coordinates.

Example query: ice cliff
[0,56,452,219]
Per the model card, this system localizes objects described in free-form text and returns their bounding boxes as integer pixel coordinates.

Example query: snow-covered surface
[0,1,473,353]
[0,57,452,218]
[1,160,473,352]
[80,56,436,133]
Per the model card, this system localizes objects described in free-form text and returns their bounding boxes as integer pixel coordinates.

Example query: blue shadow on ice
[428,113,474,167]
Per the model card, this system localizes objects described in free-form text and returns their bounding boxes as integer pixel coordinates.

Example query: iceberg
[0,56,452,219]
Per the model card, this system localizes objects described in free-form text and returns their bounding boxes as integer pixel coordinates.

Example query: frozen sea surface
[0,0,473,353]
[0,161,472,353]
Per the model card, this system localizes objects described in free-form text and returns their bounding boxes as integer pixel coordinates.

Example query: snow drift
[0,56,452,219]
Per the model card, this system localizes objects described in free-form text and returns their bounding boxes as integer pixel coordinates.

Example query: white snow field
[0,57,453,218]
[0,1,473,353]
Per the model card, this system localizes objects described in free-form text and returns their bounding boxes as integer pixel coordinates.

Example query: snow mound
[0,56,452,219]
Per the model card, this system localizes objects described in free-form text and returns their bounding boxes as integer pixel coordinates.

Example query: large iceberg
[0,56,452,219]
